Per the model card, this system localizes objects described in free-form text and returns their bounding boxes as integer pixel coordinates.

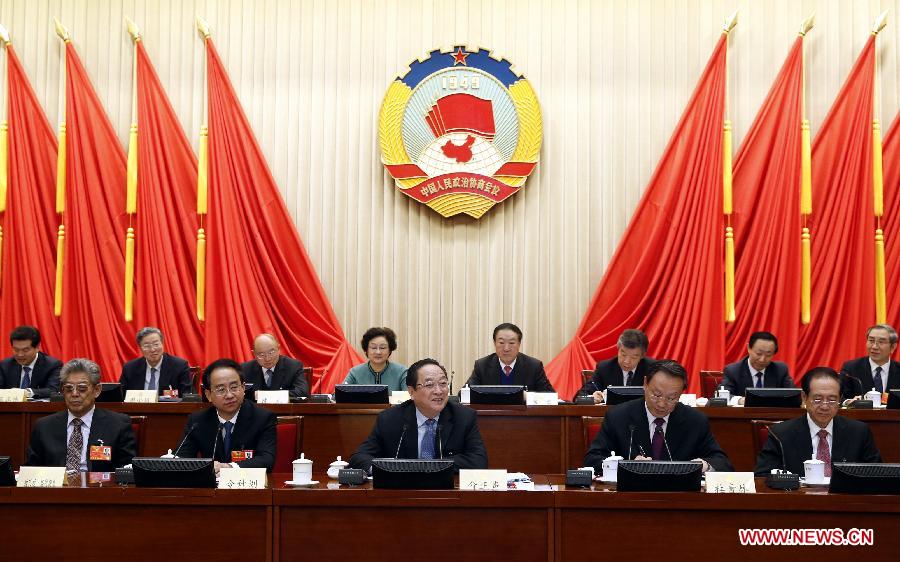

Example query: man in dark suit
[241,333,308,400]
[119,327,192,397]
[464,323,554,392]
[584,359,732,472]
[840,324,900,397]
[350,358,488,473]
[25,358,136,471]
[573,329,654,402]
[722,331,794,400]
[176,358,276,473]
[0,325,62,399]
[755,367,881,476]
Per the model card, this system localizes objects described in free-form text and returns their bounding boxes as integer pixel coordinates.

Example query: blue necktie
[21,366,32,388]
[223,421,234,457]
[755,372,764,388]
[874,366,884,393]
[148,367,158,391]
[420,419,436,459]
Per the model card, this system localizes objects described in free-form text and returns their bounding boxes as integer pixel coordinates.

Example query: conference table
[2,402,899,473]
[1,473,897,561]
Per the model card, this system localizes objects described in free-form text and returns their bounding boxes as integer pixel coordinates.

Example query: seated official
[25,358,136,472]
[119,327,192,397]
[573,329,654,402]
[177,358,277,473]
[0,325,62,399]
[343,327,408,391]
[241,333,309,400]
[722,331,794,402]
[754,367,881,476]
[465,323,554,392]
[349,358,488,473]
[840,324,900,398]
[584,359,732,473]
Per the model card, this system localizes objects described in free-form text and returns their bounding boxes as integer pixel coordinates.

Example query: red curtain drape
[795,37,876,375]
[61,43,134,380]
[133,41,204,366]
[545,34,727,398]
[203,38,361,390]
[0,45,62,354]
[725,38,803,375]
[883,113,900,322]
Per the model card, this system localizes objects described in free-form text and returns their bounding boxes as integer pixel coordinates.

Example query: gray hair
[136,326,163,346]
[60,358,102,385]
[617,329,648,353]
[867,324,898,345]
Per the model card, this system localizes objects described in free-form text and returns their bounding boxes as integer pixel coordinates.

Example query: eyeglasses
[811,398,840,407]
[648,391,680,405]
[415,380,450,391]
[62,384,92,394]
[140,341,163,350]
[212,383,244,396]
[867,337,892,346]
[367,345,389,352]
[254,349,279,359]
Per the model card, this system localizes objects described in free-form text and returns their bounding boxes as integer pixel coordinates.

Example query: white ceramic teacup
[865,389,882,407]
[804,459,825,483]
[602,452,624,481]
[292,453,313,484]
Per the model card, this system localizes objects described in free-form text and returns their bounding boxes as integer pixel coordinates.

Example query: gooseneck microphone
[627,424,636,460]
[211,422,223,462]
[436,424,444,459]
[394,424,409,458]
[767,428,790,473]
[173,423,197,457]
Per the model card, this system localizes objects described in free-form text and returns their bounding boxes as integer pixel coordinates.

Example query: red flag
[725,38,803,374]
[796,37,876,374]
[60,42,133,379]
[545,35,727,398]
[882,113,900,322]
[133,41,203,365]
[203,39,361,389]
[0,45,61,353]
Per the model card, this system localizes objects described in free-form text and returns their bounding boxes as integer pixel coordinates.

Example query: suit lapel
[230,402,254,451]
[740,359,755,390]
[629,402,651,459]
[437,405,455,457]
[53,411,70,465]
[402,403,419,458]
[830,416,849,463]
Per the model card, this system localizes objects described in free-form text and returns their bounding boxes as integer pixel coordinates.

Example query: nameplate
[255,390,290,404]
[217,467,267,489]
[0,388,28,402]
[17,466,67,488]
[389,391,410,404]
[459,469,507,491]
[679,393,697,407]
[124,390,158,403]
[705,471,756,494]
[525,392,559,405]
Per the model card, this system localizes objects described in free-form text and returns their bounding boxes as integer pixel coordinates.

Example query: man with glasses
[25,358,136,472]
[119,327,192,397]
[241,333,308,400]
[584,360,732,472]
[755,367,881,476]
[839,324,900,398]
[175,358,276,474]
[0,325,62,399]
[350,358,488,473]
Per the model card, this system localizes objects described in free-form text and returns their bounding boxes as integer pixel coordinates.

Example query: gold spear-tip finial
[196,16,210,39]
[799,13,815,36]
[125,16,141,42]
[53,18,70,42]
[723,10,738,34]
[0,23,11,46]
[872,10,888,35]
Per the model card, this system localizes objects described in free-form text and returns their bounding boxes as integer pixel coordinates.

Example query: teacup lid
[293,453,312,464]
[804,458,824,464]
[605,451,623,461]
[329,455,348,468]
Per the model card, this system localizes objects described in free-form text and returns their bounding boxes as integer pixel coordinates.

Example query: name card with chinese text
[705,472,756,494]
[17,466,66,488]
[390,391,410,404]
[525,392,559,406]
[0,389,27,402]
[125,390,158,403]
[255,390,289,404]
[218,467,267,489]
[459,469,507,491]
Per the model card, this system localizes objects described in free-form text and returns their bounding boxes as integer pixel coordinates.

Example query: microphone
[173,423,197,457]
[839,370,863,399]
[627,424,636,460]
[764,427,800,490]
[211,422,223,462]
[767,428,790,474]
[436,424,444,459]
[394,424,409,458]
[663,433,673,461]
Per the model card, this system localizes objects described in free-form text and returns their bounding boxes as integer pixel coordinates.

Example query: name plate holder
[218,467,267,489]
[389,391,410,405]
[17,466,67,488]
[459,469,507,491]
[525,392,559,406]
[0,388,27,402]
[255,390,289,404]
[705,471,756,494]
[125,390,158,403]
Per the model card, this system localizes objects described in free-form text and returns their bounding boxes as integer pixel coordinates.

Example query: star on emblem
[451,47,469,66]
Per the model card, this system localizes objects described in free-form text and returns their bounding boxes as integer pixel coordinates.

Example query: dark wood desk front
[2,403,899,473]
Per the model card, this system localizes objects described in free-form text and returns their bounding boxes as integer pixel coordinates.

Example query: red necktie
[503,365,512,376]
[651,418,666,460]
[816,429,831,477]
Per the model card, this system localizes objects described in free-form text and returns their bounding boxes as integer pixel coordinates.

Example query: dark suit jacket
[0,352,63,399]
[241,355,308,400]
[24,408,137,471]
[573,356,656,399]
[754,414,882,476]
[722,357,794,396]
[840,357,900,395]
[119,353,192,397]
[176,400,277,472]
[349,400,488,473]
[584,398,733,471]
[465,353,554,392]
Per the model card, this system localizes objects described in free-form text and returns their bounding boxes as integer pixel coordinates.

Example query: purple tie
[651,418,666,460]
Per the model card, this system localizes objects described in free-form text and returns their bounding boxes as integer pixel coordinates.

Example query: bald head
[252,333,281,369]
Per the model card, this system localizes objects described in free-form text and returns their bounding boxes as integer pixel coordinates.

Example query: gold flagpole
[799,14,815,324]
[722,11,737,323]
[0,24,10,284]
[53,18,70,317]
[872,11,888,324]
[124,17,141,322]
[195,16,210,322]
